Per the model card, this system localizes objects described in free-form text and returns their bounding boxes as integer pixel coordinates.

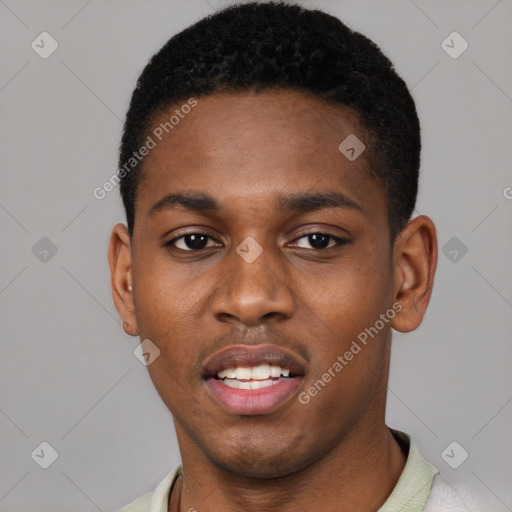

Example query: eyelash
[164,231,349,252]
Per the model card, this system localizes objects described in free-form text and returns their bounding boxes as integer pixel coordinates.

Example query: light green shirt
[119,429,472,512]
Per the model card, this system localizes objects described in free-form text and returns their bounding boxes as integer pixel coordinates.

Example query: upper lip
[203,344,307,377]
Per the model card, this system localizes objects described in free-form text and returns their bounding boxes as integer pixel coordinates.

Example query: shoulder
[119,492,152,512]
[424,473,494,512]
[117,464,183,512]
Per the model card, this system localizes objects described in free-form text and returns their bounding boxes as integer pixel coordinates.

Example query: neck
[169,423,407,512]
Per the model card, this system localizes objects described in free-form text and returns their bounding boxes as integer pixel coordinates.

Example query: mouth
[202,344,306,415]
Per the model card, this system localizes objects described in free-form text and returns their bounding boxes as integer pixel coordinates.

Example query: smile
[202,345,307,415]
[206,370,303,415]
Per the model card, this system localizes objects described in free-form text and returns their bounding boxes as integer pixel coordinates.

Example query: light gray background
[1,0,511,511]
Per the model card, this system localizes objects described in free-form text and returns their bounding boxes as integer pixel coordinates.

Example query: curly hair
[119,1,420,245]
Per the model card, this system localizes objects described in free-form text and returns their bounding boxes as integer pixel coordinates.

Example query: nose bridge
[212,235,295,323]
[235,236,276,289]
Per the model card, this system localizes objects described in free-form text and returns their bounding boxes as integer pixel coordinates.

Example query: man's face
[128,90,397,477]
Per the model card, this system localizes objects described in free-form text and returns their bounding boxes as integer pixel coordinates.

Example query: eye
[165,232,220,251]
[290,232,348,250]
[165,231,348,252]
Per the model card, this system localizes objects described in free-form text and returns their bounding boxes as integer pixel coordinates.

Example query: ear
[390,215,438,333]
[108,223,138,336]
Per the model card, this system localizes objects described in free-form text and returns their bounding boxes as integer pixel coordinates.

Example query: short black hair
[119,1,420,245]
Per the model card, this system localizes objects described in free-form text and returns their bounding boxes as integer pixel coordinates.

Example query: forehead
[135,89,385,224]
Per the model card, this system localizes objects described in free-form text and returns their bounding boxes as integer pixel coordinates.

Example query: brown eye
[291,233,348,250]
[166,233,218,251]
[164,231,348,253]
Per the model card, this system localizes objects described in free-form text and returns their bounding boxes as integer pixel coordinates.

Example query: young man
[108,2,481,511]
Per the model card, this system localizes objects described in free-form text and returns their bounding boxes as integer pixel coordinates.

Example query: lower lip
[205,377,303,415]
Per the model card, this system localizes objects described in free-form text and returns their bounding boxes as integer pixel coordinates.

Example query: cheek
[301,252,392,399]
[131,264,200,380]
[300,296,389,431]
[133,247,198,332]
[316,256,390,338]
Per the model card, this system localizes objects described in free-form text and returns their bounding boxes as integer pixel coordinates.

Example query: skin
[108,89,438,512]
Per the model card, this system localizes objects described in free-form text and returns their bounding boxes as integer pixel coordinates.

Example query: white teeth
[217,368,236,379]
[216,365,292,380]
[222,378,283,389]
[222,379,239,389]
[236,367,252,380]
[251,364,270,380]
[270,365,282,377]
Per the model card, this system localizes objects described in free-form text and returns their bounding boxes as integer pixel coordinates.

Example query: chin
[213,455,303,479]
[204,436,314,479]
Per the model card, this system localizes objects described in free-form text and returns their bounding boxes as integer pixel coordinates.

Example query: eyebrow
[148,190,364,217]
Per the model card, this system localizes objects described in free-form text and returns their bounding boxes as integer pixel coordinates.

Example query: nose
[211,241,295,327]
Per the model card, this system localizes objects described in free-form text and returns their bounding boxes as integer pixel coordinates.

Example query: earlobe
[390,215,438,333]
[108,223,139,336]
[123,320,138,336]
